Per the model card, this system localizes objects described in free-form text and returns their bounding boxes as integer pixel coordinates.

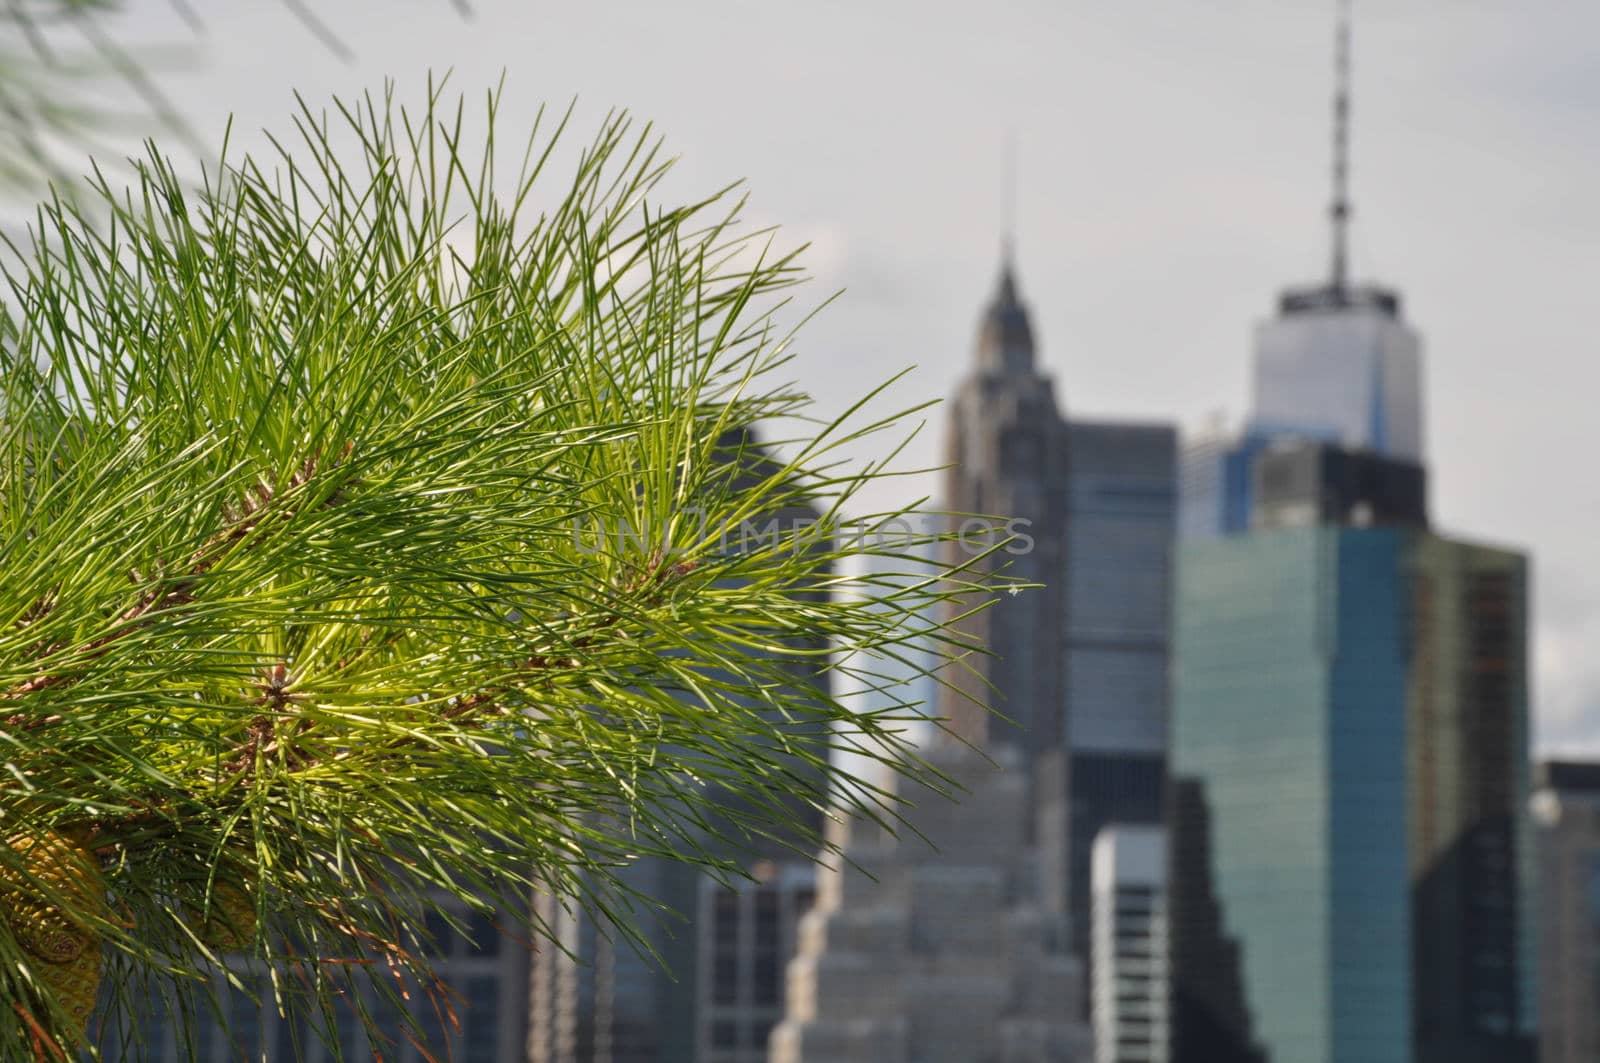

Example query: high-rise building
[1091,825,1169,1063]
[772,248,1169,1062]
[1250,284,1423,464]
[940,252,1174,965]
[1168,445,1538,1063]
[939,255,1071,757]
[1250,439,1427,532]
[1172,9,1539,1058]
[1063,420,1175,968]
[1531,760,1600,1063]
[1182,286,1424,540]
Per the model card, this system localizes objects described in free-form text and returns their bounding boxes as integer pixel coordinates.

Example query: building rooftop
[1535,760,1600,795]
[1277,281,1402,319]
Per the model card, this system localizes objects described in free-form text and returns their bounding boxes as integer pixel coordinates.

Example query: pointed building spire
[978,249,1034,376]
[972,134,1038,376]
[1329,0,1353,292]
[996,248,1019,307]
[1002,131,1018,272]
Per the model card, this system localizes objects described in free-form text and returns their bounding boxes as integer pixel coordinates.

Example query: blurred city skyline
[108,0,1600,752]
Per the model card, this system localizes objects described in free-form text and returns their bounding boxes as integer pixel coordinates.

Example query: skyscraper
[772,248,1170,1062]
[1531,760,1600,1063]
[1250,284,1423,464]
[939,254,1071,757]
[1063,420,1175,970]
[1168,15,1540,1054]
[1168,442,1538,1063]
[940,252,1175,954]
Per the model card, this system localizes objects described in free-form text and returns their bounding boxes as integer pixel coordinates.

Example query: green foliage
[0,80,997,1060]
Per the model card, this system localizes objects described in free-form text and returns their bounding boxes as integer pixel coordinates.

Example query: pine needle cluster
[0,81,1000,1060]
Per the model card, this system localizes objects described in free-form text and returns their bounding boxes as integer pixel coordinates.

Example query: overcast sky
[98,0,1600,754]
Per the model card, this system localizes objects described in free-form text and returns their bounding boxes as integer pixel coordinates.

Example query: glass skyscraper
[1171,526,1413,1063]
[1169,499,1538,1063]
[1169,10,1536,1060]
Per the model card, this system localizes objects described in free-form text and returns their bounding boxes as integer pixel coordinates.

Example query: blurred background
[71,0,1597,754]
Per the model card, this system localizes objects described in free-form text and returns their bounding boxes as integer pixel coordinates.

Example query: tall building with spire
[772,247,1173,1062]
[1168,5,1539,1061]
[1182,0,1424,539]
[942,251,1174,958]
[939,252,1071,757]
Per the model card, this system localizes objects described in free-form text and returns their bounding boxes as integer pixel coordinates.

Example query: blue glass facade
[1171,528,1413,1063]
[1064,420,1176,756]
[1325,532,1411,1063]
[1171,527,1537,1063]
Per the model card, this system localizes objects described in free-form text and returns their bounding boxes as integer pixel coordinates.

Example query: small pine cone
[194,878,258,952]
[6,894,88,963]
[34,937,102,1035]
[2,831,103,965]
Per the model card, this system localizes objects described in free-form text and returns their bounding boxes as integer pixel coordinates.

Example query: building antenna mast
[1329,0,1354,292]
[1002,131,1018,266]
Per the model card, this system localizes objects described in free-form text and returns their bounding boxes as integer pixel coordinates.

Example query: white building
[1090,825,1167,1063]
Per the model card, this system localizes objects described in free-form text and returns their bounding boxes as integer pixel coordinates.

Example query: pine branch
[0,80,1013,1060]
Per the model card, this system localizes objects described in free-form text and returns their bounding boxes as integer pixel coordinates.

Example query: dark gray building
[938,253,1175,1010]
[1251,438,1428,532]
[939,256,1072,758]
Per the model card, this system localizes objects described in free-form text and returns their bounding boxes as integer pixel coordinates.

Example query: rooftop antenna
[1329,0,1353,292]
[1002,131,1017,266]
